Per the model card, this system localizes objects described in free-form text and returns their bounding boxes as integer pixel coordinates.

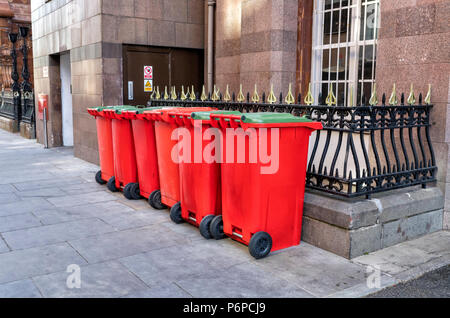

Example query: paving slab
[247,243,368,297]
[0,243,87,284]
[33,261,148,298]
[0,198,54,217]
[32,200,135,225]
[12,177,87,192]
[68,225,180,264]
[0,213,42,233]
[0,236,9,254]
[0,192,20,205]
[0,184,15,194]
[46,191,118,208]
[0,279,42,298]
[15,187,68,198]
[175,262,314,298]
[95,209,169,231]
[2,218,115,250]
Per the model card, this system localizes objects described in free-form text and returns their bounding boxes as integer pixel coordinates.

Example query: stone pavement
[0,130,449,298]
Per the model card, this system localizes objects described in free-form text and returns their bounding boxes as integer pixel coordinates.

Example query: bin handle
[210,113,242,129]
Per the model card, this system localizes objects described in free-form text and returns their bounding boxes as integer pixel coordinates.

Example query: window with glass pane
[311,0,380,106]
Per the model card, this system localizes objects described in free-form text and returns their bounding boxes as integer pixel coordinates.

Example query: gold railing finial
[224,85,231,102]
[163,86,169,100]
[190,85,196,101]
[155,86,161,100]
[369,83,378,106]
[407,83,416,105]
[237,84,245,102]
[251,84,259,103]
[304,82,314,105]
[267,84,277,104]
[285,83,295,105]
[325,83,337,106]
[171,86,177,100]
[211,85,220,101]
[424,84,432,105]
[180,85,187,101]
[389,83,398,106]
[200,85,207,101]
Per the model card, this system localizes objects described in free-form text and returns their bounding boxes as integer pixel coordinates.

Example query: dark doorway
[123,45,204,106]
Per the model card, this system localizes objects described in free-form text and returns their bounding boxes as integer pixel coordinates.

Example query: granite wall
[375,0,450,228]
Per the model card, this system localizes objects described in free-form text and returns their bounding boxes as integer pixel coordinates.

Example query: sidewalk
[0,130,449,298]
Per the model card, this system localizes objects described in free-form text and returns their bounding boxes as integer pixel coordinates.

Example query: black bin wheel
[170,202,184,224]
[199,215,215,239]
[95,171,106,185]
[148,190,167,210]
[248,232,272,259]
[130,183,141,200]
[123,183,134,200]
[210,215,227,240]
[107,177,119,192]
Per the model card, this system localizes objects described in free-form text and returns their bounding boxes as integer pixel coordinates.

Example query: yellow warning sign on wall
[144,80,153,92]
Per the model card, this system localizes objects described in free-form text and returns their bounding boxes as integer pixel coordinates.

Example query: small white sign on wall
[43,66,49,78]
[144,66,153,79]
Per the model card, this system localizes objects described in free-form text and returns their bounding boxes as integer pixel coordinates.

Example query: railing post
[8,32,21,132]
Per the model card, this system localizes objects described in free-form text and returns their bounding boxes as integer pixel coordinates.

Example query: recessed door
[60,53,73,147]
[123,45,204,106]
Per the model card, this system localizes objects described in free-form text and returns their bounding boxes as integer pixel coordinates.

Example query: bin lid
[191,110,241,121]
[131,107,163,114]
[239,112,323,130]
[88,105,135,111]
[241,112,314,124]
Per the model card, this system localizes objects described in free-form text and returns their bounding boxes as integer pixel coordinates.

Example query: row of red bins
[87,106,323,259]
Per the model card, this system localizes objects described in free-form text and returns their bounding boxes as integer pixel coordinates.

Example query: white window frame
[311,0,380,106]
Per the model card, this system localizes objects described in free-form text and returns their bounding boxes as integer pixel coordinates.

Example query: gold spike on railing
[190,85,196,101]
[251,84,259,103]
[424,84,432,105]
[171,86,177,100]
[304,83,314,105]
[285,83,295,105]
[407,83,416,105]
[224,85,231,102]
[211,85,220,101]
[163,86,169,100]
[180,85,187,101]
[267,84,277,104]
[155,86,160,100]
[325,83,337,106]
[200,85,207,101]
[237,84,245,102]
[389,83,398,106]
[369,83,378,106]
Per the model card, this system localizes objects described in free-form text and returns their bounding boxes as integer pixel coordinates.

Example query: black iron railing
[147,85,437,199]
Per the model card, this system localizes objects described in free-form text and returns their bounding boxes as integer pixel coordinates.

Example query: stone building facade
[31,0,449,239]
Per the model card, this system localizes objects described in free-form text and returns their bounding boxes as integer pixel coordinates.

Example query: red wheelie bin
[209,112,323,259]
[149,107,216,210]
[168,110,241,239]
[87,106,134,186]
[121,107,166,209]
[102,107,140,200]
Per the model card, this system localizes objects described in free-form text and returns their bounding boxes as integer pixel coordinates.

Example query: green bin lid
[133,107,163,114]
[88,105,135,112]
[240,112,314,124]
[191,110,241,121]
